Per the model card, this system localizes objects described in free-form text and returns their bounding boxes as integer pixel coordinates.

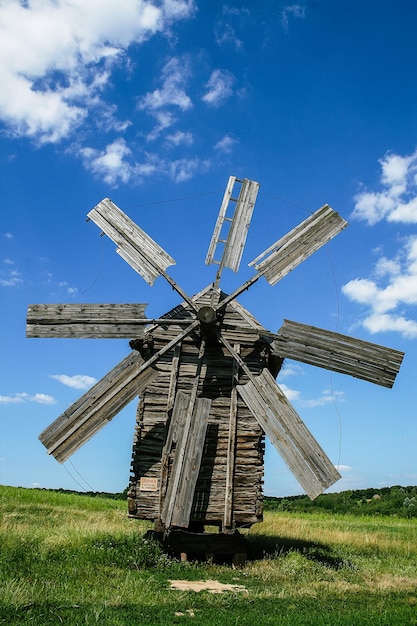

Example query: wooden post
[223,343,239,532]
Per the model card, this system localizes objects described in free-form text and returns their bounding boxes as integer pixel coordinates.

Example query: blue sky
[1,0,416,498]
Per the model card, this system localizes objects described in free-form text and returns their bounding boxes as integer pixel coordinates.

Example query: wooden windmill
[27,176,404,561]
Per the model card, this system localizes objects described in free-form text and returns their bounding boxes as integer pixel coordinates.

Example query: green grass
[1,485,417,625]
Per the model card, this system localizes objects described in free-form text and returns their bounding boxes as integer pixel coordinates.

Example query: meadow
[1,485,417,625]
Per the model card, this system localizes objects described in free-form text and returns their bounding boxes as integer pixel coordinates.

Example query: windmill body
[27,176,404,553]
[128,287,280,532]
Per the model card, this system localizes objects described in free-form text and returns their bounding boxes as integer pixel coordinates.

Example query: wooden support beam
[223,343,239,531]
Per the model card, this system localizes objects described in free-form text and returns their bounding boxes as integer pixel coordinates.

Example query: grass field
[1,485,417,625]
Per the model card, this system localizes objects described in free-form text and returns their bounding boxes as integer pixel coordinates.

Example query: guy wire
[63,459,128,520]
[326,245,344,471]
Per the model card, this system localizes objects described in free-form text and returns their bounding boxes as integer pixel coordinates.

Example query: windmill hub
[197,305,218,338]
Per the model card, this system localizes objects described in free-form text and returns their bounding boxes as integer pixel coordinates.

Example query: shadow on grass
[245,533,355,570]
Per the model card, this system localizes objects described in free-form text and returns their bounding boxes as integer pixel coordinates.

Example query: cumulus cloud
[137,55,193,140]
[0,392,56,405]
[0,0,195,143]
[343,235,417,338]
[278,383,301,402]
[202,69,234,107]
[80,138,135,185]
[352,148,417,225]
[80,138,208,184]
[50,374,97,390]
[343,149,417,338]
[301,389,345,408]
[165,130,193,147]
[168,157,210,182]
[278,362,304,379]
[214,134,237,153]
[139,56,192,114]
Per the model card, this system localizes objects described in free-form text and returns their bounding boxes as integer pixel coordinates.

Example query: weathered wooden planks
[206,177,259,273]
[237,368,341,500]
[249,204,348,286]
[39,320,199,462]
[88,198,175,285]
[39,351,158,463]
[128,292,267,528]
[27,303,148,338]
[161,392,211,528]
[273,319,404,388]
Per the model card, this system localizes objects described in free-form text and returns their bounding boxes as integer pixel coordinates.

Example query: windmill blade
[39,320,199,462]
[88,198,198,311]
[237,369,341,500]
[206,177,259,273]
[87,198,175,286]
[273,320,404,388]
[27,303,196,339]
[39,351,157,463]
[161,391,211,529]
[215,205,348,313]
[249,204,348,286]
[219,334,340,500]
[27,303,148,339]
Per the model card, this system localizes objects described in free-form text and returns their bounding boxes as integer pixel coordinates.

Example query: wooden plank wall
[128,291,269,529]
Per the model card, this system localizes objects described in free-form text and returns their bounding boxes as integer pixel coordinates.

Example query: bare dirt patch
[169,579,248,594]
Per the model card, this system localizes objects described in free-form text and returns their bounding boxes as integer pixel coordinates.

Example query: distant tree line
[40,485,417,517]
[264,485,417,518]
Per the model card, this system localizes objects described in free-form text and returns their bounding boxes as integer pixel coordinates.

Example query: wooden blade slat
[237,369,340,499]
[206,176,236,266]
[206,177,259,273]
[249,205,348,286]
[274,320,404,388]
[88,198,175,285]
[27,303,148,338]
[224,179,259,272]
[39,352,157,463]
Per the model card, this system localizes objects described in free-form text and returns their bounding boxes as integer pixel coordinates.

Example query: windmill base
[145,529,247,567]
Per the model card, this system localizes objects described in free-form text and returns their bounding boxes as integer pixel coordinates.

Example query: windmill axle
[197,305,219,339]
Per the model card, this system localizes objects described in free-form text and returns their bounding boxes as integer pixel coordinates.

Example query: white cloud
[138,55,193,127]
[0,394,25,404]
[0,392,56,405]
[278,376,345,408]
[81,138,209,185]
[336,464,352,472]
[0,259,22,287]
[80,138,134,185]
[166,130,193,147]
[31,393,57,405]
[281,5,306,31]
[343,235,417,338]
[278,383,301,402]
[214,22,243,50]
[352,148,417,225]
[50,374,97,390]
[0,0,195,143]
[202,69,234,107]
[344,149,417,338]
[4,233,13,239]
[302,389,345,408]
[168,157,210,182]
[214,134,237,153]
